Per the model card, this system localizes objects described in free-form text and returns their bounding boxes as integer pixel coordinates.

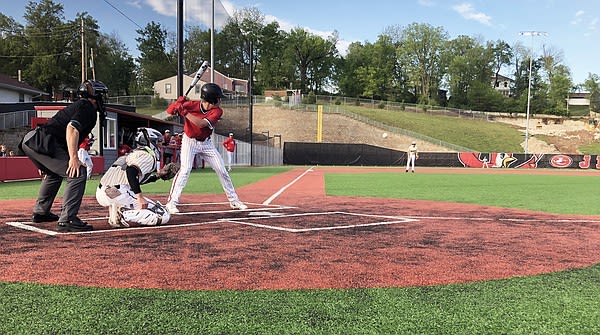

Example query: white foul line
[262,166,315,205]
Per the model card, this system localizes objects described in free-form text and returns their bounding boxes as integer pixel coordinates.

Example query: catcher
[95,127,180,228]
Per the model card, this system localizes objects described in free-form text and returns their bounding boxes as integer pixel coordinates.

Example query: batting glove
[165,102,180,115]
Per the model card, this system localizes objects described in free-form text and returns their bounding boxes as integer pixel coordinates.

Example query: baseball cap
[165,130,170,133]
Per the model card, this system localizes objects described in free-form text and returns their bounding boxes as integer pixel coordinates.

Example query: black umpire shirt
[45,99,98,150]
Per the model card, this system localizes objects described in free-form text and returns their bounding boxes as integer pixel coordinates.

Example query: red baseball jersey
[223,136,236,152]
[179,100,223,140]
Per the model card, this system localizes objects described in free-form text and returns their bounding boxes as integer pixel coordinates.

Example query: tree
[183,26,211,74]
[546,64,572,115]
[95,32,135,96]
[336,41,369,98]
[0,13,28,77]
[490,40,513,88]
[445,35,494,108]
[135,21,176,94]
[284,27,338,94]
[583,73,600,113]
[23,0,73,98]
[396,23,449,105]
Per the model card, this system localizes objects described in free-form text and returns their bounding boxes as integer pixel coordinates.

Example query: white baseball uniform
[77,147,93,179]
[96,146,168,226]
[406,143,418,172]
[166,100,243,209]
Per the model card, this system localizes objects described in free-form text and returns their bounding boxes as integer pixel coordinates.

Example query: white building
[491,74,513,97]
[153,67,248,101]
[0,73,47,102]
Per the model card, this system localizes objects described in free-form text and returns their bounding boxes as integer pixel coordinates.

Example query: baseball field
[2,166,600,334]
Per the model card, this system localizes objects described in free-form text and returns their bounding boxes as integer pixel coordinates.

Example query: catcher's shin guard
[121,201,170,226]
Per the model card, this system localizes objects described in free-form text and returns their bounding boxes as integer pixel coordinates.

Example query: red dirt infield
[2,166,600,291]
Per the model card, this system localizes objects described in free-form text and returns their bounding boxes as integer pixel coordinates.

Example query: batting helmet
[121,202,170,226]
[200,83,225,104]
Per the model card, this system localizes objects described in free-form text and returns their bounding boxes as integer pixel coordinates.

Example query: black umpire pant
[21,129,87,223]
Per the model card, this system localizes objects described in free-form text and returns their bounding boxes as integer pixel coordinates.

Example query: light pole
[519,31,548,157]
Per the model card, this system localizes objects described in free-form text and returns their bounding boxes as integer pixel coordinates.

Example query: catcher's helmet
[135,127,162,161]
[200,83,225,104]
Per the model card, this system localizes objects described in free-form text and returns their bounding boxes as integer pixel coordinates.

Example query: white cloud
[264,14,349,55]
[144,0,232,29]
[452,3,492,26]
[127,0,142,9]
[571,10,585,25]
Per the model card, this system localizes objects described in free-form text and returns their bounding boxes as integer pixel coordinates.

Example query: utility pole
[80,19,85,82]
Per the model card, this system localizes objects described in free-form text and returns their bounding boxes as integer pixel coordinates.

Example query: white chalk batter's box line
[219,211,418,233]
[4,202,293,236]
[7,208,600,236]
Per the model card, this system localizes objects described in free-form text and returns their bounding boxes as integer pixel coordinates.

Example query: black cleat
[32,212,60,223]
[57,217,93,232]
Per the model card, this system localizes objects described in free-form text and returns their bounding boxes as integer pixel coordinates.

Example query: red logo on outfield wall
[549,155,572,168]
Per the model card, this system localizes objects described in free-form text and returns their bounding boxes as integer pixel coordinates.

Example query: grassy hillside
[341,106,524,152]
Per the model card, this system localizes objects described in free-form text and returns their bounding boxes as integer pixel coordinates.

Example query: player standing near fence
[406,141,419,173]
[222,132,236,172]
[164,83,247,214]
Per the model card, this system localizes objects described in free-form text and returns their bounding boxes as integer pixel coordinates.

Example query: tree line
[2,0,600,115]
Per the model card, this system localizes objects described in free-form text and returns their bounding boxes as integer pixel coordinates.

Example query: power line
[0,52,71,58]
[102,0,144,30]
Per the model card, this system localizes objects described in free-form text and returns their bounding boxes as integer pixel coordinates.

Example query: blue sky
[3,0,598,85]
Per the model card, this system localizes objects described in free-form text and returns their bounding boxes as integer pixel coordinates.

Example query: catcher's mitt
[159,162,180,180]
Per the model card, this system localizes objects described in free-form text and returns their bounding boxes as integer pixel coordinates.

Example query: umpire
[20,80,108,232]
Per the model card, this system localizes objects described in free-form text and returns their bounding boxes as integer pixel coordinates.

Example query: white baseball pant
[167,134,240,205]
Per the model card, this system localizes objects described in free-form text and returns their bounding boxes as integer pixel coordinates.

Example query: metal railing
[0,110,36,129]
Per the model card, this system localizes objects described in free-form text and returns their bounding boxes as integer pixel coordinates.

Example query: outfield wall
[283,142,599,169]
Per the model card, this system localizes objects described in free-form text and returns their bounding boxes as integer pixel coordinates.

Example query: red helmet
[79,137,90,149]
[118,144,132,156]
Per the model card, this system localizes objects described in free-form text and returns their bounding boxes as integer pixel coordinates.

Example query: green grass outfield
[3,167,600,334]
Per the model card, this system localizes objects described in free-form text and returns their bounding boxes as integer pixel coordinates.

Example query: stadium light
[519,31,548,157]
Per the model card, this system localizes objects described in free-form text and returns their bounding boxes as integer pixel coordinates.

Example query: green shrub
[334,98,342,105]
[273,101,282,108]
[152,94,167,109]
[302,92,317,104]
[377,102,386,109]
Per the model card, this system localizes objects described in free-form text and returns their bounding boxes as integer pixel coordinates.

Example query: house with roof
[491,74,513,97]
[153,67,248,101]
[0,72,48,103]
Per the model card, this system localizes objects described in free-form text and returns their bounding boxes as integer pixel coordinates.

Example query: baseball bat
[185,60,209,97]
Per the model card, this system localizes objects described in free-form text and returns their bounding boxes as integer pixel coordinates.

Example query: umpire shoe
[230,200,248,210]
[57,217,93,232]
[32,212,60,223]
